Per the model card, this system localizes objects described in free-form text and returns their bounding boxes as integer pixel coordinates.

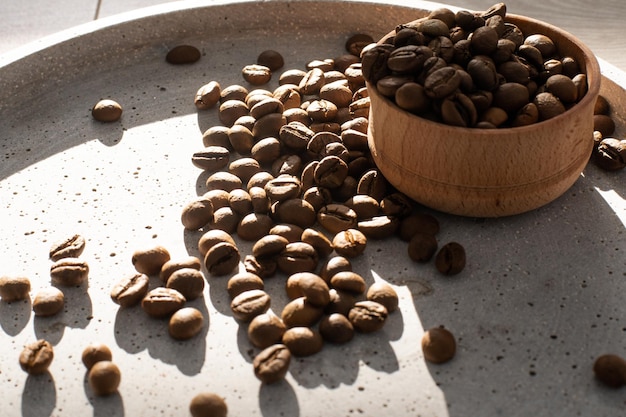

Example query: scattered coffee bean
[204,241,241,276]
[253,343,291,384]
[422,326,456,364]
[195,81,221,110]
[131,245,171,276]
[166,44,201,64]
[230,289,271,322]
[285,272,331,307]
[19,339,54,375]
[50,258,89,286]
[49,234,86,261]
[141,287,186,318]
[281,296,324,328]
[319,313,355,344]
[595,138,626,171]
[227,272,265,299]
[92,99,122,122]
[248,312,287,349]
[110,272,150,307]
[0,275,31,301]
[169,307,205,340]
[189,392,228,417]
[282,326,324,357]
[348,300,388,333]
[88,360,121,396]
[242,64,272,85]
[332,228,367,258]
[593,354,626,388]
[408,233,438,263]
[366,282,399,313]
[330,271,367,294]
[435,242,467,275]
[159,256,202,283]
[82,343,113,370]
[32,287,64,317]
[166,268,205,301]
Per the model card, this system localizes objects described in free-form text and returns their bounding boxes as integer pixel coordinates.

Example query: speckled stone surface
[1,1,626,416]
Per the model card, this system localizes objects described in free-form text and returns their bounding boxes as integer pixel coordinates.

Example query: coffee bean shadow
[0,298,31,336]
[112,296,210,376]
[397,169,626,416]
[83,372,125,417]
[90,119,126,147]
[21,371,56,417]
[258,379,300,417]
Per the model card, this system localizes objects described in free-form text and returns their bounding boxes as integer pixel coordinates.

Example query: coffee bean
[595,138,626,171]
[319,313,355,344]
[330,271,366,294]
[282,327,324,357]
[314,155,349,189]
[281,296,324,328]
[82,343,113,370]
[219,100,249,127]
[211,206,240,234]
[357,169,387,201]
[358,215,399,239]
[257,50,284,71]
[435,242,466,275]
[408,233,438,263]
[204,241,241,276]
[49,234,86,261]
[227,272,264,299]
[299,68,326,96]
[366,282,399,313]
[166,268,205,301]
[32,287,64,317]
[203,125,232,149]
[345,33,374,56]
[269,223,304,243]
[198,229,236,257]
[593,354,626,388]
[332,229,367,258]
[466,56,498,91]
[317,203,358,234]
[264,175,302,202]
[166,44,201,64]
[424,67,461,99]
[141,287,186,318]
[325,289,357,316]
[242,64,272,85]
[0,275,31,301]
[319,256,352,282]
[253,343,291,384]
[248,312,287,349]
[250,97,284,120]
[421,326,456,364]
[534,92,566,120]
[50,258,89,286]
[169,307,205,340]
[110,272,150,307]
[277,242,319,274]
[594,114,616,137]
[348,300,388,333]
[301,228,334,258]
[195,81,221,110]
[19,339,54,375]
[191,146,230,171]
[230,289,271,322]
[220,84,249,103]
[190,392,228,417]
[493,82,529,114]
[132,245,170,276]
[92,99,122,122]
[244,255,278,279]
[227,124,255,154]
[88,361,121,396]
[203,189,231,211]
[274,199,317,230]
[159,256,202,283]
[181,196,214,230]
[251,137,281,165]
[279,122,314,152]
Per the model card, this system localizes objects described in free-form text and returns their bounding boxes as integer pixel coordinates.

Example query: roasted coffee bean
[314,156,349,189]
[19,339,54,375]
[345,33,374,56]
[534,92,566,120]
[159,256,202,283]
[512,102,539,126]
[357,169,388,201]
[480,107,509,127]
[593,354,626,388]
[248,312,287,349]
[269,223,305,243]
[203,189,231,211]
[251,235,289,260]
[302,186,332,213]
[408,233,438,263]
[423,67,461,99]
[319,256,352,283]
[307,99,338,123]
[348,300,388,333]
[250,97,283,120]
[194,81,221,110]
[422,326,456,364]
[271,154,302,177]
[470,26,499,55]
[264,175,302,202]
[330,271,366,294]
[273,199,317,230]
[251,137,281,164]
[594,95,611,115]
[594,114,616,137]
[317,204,358,234]
[395,82,431,114]
[282,327,324,357]
[360,43,393,85]
[88,361,121,396]
[230,289,271,322]
[325,289,357,316]
[227,272,264,299]
[253,343,291,385]
[359,216,401,239]
[219,100,249,127]
[190,392,228,417]
[191,146,230,171]
[376,75,414,98]
[366,282,399,313]
[242,64,272,85]
[466,55,498,91]
[319,81,353,107]
[32,287,64,317]
[181,196,214,231]
[279,123,314,152]
[595,138,626,171]
[169,307,205,340]
[256,50,284,71]
[493,82,529,114]
[198,229,236,257]
[332,229,367,258]
[220,84,249,103]
[203,126,232,149]
[273,84,301,109]
[229,158,261,184]
[244,255,278,279]
[166,268,205,301]
[237,213,274,241]
[285,273,329,309]
[435,242,466,275]
[82,343,113,370]
[440,92,477,127]
[319,313,355,344]
[0,276,31,301]
[132,245,170,276]
[166,44,201,64]
[50,258,89,286]
[227,124,255,154]
[299,68,326,95]
[92,99,122,122]
[281,296,324,328]
[204,241,241,276]
[301,228,334,258]
[141,287,186,318]
[110,272,150,307]
[277,242,319,274]
[49,234,86,261]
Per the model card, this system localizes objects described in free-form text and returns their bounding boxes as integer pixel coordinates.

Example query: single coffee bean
[248,312,287,349]
[422,326,456,364]
[279,122,314,152]
[317,204,358,234]
[191,146,230,171]
[274,199,317,230]
[466,56,498,91]
[227,124,255,154]
[264,175,302,202]
[345,33,374,56]
[198,229,236,257]
[132,245,170,276]
[440,92,477,127]
[227,272,264,299]
[281,296,324,328]
[325,289,357,316]
[423,67,460,99]
[257,49,284,71]
[50,258,89,286]
[248,186,271,213]
[166,44,201,64]
[203,189,231,211]
[204,241,241,276]
[408,233,438,263]
[242,64,272,85]
[82,343,113,370]
[190,392,228,417]
[219,99,249,127]
[492,82,530,114]
[593,354,626,388]
[319,313,355,344]
[366,282,399,313]
[285,272,331,307]
[319,256,352,282]
[141,287,186,318]
[181,196,214,231]
[277,242,319,274]
[110,272,150,307]
[0,276,31,301]
[19,339,54,375]
[332,229,367,258]
[32,287,64,317]
[159,256,202,283]
[253,343,291,384]
[314,155,349,189]
[330,271,366,294]
[435,242,466,275]
[269,223,305,243]
[348,300,388,333]
[88,360,121,396]
[203,125,232,149]
[595,138,626,171]
[594,95,611,115]
[194,81,221,110]
[220,84,249,103]
[358,215,400,239]
[166,268,205,301]
[471,26,499,55]
[301,228,334,259]
[272,154,302,178]
[252,234,289,260]
[169,307,205,340]
[594,114,616,137]
[357,169,388,201]
[302,186,332,213]
[534,92,566,121]
[299,68,326,95]
[244,255,278,279]
[92,99,122,122]
[49,234,86,261]
[251,137,281,165]
[237,213,273,241]
[230,289,271,322]
[512,102,539,127]
[319,81,353,108]
[282,327,324,357]
[250,97,284,120]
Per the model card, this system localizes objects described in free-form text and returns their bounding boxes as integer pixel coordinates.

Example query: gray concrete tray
[1,0,626,416]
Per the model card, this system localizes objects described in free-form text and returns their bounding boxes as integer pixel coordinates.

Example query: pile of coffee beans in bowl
[361,2,588,128]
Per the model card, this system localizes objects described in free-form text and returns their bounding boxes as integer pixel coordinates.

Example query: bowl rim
[371,12,602,134]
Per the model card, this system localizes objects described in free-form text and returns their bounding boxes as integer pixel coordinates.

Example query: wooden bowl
[367,14,601,217]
